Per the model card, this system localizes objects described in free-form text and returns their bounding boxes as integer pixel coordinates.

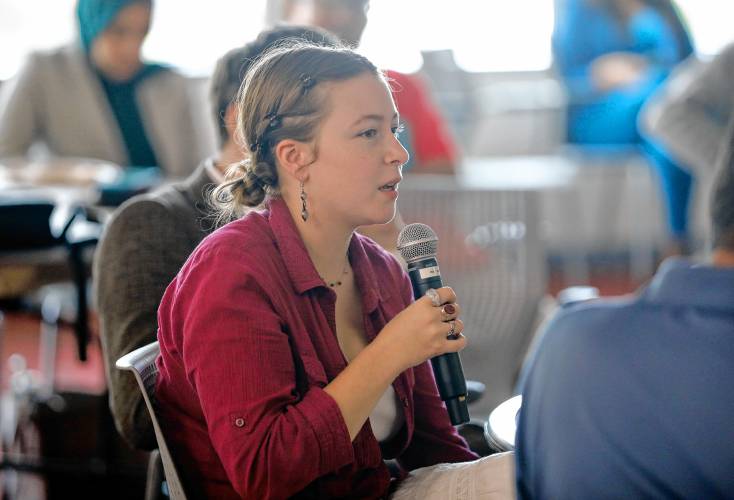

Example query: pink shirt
[155,197,477,499]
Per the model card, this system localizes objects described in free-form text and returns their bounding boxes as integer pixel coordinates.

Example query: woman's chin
[102,63,142,82]
[369,206,397,226]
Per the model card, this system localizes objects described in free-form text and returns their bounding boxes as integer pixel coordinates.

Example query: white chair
[116,342,187,500]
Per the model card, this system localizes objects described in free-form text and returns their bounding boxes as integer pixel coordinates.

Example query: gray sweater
[642,44,734,176]
[94,163,216,449]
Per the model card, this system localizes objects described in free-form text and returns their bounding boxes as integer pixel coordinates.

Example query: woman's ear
[274,139,314,183]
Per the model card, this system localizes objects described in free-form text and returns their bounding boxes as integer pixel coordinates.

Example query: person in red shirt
[385,69,459,174]
[155,43,482,499]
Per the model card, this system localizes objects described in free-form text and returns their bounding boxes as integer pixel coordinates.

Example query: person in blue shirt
[515,114,734,498]
[553,0,695,251]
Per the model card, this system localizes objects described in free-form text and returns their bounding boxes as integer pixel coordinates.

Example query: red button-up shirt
[155,197,477,499]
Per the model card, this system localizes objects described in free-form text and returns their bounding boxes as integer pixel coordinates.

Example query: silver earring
[300,181,308,222]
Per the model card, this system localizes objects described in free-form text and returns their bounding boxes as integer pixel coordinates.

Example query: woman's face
[304,72,409,229]
[90,2,151,81]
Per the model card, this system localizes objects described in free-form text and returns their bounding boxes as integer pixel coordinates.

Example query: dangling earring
[300,181,308,222]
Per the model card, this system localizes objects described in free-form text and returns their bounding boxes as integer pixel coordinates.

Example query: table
[0,157,122,295]
[1,156,121,206]
[484,394,522,452]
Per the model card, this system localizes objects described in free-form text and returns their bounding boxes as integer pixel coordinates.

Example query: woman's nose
[388,134,409,167]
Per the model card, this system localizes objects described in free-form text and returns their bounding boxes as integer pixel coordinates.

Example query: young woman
[0,0,203,177]
[154,42,496,499]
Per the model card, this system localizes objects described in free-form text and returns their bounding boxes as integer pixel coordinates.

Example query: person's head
[213,42,408,228]
[711,156,734,258]
[209,26,339,149]
[77,0,152,81]
[285,0,370,47]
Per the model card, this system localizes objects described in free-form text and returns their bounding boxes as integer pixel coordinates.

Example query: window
[0,0,267,80]
[675,0,734,57]
[0,0,77,80]
[360,0,555,73]
[0,0,731,81]
[144,1,266,76]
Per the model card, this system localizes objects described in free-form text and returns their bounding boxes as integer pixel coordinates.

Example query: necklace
[322,259,349,288]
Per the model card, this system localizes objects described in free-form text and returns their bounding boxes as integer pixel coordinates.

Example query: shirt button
[234,418,245,428]
[402,397,409,407]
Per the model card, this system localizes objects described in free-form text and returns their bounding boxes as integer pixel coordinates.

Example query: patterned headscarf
[76,0,150,51]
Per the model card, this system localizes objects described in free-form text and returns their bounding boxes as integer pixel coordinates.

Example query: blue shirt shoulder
[517,260,734,499]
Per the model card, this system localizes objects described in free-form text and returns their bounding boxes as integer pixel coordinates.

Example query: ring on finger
[447,320,457,339]
[440,303,456,322]
[425,288,441,307]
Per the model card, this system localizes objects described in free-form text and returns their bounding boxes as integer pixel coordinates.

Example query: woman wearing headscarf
[0,0,205,178]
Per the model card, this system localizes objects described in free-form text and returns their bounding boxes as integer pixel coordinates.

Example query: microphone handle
[407,257,470,425]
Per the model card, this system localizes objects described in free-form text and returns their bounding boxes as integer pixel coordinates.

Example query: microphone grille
[397,223,438,263]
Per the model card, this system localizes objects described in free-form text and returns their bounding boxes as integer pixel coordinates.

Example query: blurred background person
[642,41,734,181]
[95,25,338,450]
[515,115,734,498]
[0,0,204,178]
[553,0,695,253]
[283,0,459,175]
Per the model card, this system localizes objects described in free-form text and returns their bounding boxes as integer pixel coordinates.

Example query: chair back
[116,342,187,500]
[0,201,57,250]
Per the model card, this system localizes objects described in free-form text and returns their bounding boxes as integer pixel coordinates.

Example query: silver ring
[425,288,441,307]
[447,320,457,339]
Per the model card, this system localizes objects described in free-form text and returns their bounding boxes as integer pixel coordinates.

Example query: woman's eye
[392,123,405,137]
[359,129,378,139]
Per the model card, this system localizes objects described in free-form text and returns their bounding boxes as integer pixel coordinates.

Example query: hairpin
[267,114,282,130]
[299,73,315,94]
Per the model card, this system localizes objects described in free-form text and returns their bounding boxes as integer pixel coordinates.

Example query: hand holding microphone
[379,286,466,370]
[397,223,471,425]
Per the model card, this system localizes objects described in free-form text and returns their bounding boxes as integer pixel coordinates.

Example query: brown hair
[208,27,339,147]
[211,41,380,223]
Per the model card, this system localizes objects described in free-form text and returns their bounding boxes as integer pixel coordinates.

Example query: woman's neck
[283,196,353,282]
[215,140,244,175]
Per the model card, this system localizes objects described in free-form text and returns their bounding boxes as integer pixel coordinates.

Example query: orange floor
[0,312,106,394]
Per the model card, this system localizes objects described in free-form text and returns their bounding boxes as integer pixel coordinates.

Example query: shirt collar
[641,257,734,311]
[204,158,226,184]
[178,159,216,208]
[266,197,387,312]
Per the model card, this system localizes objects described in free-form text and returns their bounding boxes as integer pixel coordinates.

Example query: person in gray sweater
[642,43,734,178]
[94,26,338,449]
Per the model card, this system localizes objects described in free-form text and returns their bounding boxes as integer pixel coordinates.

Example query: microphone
[397,223,470,425]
